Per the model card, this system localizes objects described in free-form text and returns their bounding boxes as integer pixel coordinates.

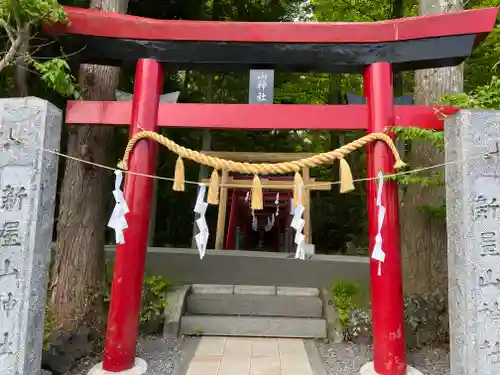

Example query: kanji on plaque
[249,69,274,104]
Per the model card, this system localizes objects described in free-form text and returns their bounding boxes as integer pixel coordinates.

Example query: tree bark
[400,0,463,297]
[14,26,29,97]
[51,0,129,336]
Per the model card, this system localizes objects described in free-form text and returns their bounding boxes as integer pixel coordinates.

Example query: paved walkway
[185,337,314,375]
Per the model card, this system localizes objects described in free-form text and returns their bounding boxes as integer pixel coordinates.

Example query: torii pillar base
[88,358,147,375]
[360,363,424,375]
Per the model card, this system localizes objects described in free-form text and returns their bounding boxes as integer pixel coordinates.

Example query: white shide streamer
[371,171,386,276]
[107,170,130,244]
[194,185,209,259]
[290,185,306,260]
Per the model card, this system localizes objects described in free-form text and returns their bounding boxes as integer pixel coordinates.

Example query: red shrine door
[224,186,292,252]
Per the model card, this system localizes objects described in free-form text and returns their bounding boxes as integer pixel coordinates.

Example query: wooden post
[215,170,229,250]
[225,190,239,249]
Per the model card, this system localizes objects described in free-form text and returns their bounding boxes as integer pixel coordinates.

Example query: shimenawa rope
[117,130,406,210]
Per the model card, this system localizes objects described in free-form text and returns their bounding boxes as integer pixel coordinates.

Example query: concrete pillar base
[360,362,424,375]
[88,358,147,375]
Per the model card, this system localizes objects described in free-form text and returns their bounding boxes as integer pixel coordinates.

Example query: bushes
[331,280,448,347]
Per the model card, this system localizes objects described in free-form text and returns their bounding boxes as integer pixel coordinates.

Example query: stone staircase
[180,284,327,338]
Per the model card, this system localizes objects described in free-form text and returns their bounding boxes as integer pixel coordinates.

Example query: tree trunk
[400,0,463,297]
[51,0,129,336]
[14,27,30,97]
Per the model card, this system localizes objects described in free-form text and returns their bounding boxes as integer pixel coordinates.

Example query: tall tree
[400,0,463,296]
[50,0,129,335]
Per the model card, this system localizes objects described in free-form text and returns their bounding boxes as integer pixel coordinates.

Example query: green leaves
[393,126,444,151]
[140,275,172,324]
[331,280,369,327]
[385,174,443,187]
[32,58,80,99]
[0,0,78,97]
[441,76,500,110]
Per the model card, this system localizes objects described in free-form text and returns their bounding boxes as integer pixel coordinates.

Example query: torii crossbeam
[45,6,498,375]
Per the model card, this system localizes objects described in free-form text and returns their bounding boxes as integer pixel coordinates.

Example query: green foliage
[104,267,172,325]
[32,58,80,99]
[0,0,67,23]
[393,127,444,152]
[385,173,443,187]
[140,275,172,324]
[0,0,79,97]
[442,76,500,110]
[331,280,368,327]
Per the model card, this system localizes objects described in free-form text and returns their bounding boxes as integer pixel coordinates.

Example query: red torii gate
[46,6,497,375]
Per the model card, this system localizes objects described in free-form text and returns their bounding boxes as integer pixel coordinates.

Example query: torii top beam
[46,7,497,131]
[46,6,498,73]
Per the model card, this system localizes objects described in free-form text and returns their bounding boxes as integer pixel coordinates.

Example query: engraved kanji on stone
[0,184,27,211]
[479,269,500,289]
[479,301,500,319]
[1,293,17,318]
[480,232,500,256]
[0,259,18,278]
[475,195,500,220]
[0,221,21,246]
[480,340,500,363]
[0,332,13,357]
[0,106,42,148]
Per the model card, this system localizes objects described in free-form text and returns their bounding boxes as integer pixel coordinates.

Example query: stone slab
[234,285,276,295]
[105,247,370,288]
[0,98,61,375]
[303,340,328,375]
[191,284,234,294]
[163,285,190,337]
[445,110,500,375]
[186,294,323,318]
[180,316,326,338]
[320,288,343,343]
[277,287,319,297]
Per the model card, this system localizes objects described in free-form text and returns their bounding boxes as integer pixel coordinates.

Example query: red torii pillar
[102,59,163,373]
[363,63,406,375]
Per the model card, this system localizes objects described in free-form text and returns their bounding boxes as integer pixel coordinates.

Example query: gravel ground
[316,341,450,375]
[66,335,184,375]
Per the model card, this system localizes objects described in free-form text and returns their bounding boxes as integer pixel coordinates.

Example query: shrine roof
[44,7,498,73]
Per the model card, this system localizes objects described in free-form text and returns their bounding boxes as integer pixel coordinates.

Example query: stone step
[191,284,320,296]
[180,316,327,338]
[186,294,323,318]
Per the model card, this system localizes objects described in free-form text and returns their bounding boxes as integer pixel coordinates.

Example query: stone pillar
[445,110,500,375]
[0,98,61,375]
